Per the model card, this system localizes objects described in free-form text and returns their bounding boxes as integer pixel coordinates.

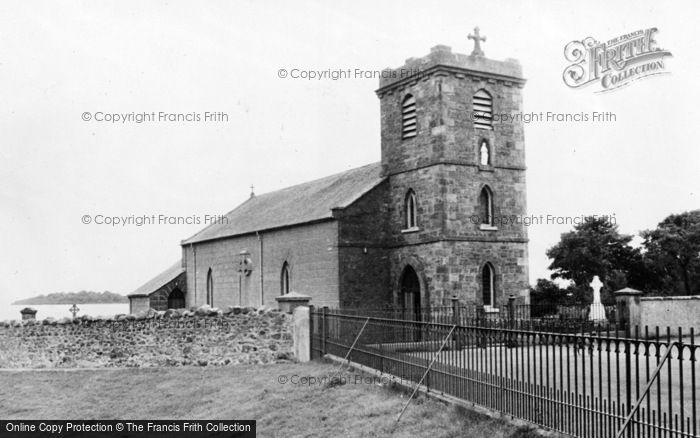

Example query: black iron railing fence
[330,302,618,334]
[310,307,698,438]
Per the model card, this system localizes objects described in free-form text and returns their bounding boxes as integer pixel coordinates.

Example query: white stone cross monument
[589,275,606,321]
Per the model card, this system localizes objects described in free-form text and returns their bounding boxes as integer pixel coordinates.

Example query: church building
[129,30,530,314]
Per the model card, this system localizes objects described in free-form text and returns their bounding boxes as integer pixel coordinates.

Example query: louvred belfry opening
[402,95,417,139]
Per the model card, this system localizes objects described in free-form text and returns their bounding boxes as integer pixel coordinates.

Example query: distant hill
[12,291,128,305]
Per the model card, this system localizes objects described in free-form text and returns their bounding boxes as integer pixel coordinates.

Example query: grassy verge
[0,361,544,437]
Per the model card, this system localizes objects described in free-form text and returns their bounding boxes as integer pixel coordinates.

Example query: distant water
[1,303,130,321]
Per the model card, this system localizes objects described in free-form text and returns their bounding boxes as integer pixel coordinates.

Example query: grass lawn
[0,360,544,438]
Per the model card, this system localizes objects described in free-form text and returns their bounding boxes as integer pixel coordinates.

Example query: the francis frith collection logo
[563,28,672,92]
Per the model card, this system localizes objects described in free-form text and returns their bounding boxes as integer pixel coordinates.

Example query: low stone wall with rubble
[0,306,294,368]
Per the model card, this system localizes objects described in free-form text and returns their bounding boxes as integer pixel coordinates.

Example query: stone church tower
[377,34,529,310]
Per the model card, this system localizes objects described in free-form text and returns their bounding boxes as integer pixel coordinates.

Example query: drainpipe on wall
[190,243,197,307]
[256,231,264,306]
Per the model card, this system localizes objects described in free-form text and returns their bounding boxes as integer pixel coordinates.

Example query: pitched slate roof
[182,162,384,244]
[129,260,184,297]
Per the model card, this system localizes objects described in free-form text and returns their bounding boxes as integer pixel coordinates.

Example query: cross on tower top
[468,26,486,56]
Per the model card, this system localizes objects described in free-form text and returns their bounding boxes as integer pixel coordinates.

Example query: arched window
[405,189,417,229]
[168,288,185,309]
[479,139,491,166]
[280,262,290,295]
[402,94,417,139]
[473,89,493,130]
[482,262,495,308]
[206,268,214,306]
[479,186,494,226]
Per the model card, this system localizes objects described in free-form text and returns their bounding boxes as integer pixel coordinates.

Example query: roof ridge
[181,190,258,245]
[254,162,380,198]
[181,162,383,245]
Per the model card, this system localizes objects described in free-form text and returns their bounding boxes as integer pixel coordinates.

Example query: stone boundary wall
[0,306,294,368]
[639,295,700,334]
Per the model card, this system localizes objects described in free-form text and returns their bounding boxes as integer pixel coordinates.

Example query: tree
[641,210,700,295]
[546,216,644,303]
[529,278,572,315]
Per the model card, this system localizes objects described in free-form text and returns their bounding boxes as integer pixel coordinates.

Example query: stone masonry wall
[183,221,339,309]
[390,240,529,308]
[337,181,392,308]
[0,307,293,369]
[378,48,526,178]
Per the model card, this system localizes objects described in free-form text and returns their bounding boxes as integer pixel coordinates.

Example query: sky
[1,0,698,304]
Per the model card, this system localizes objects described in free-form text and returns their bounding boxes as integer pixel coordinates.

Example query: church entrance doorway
[167,288,185,309]
[400,265,421,316]
[400,265,422,341]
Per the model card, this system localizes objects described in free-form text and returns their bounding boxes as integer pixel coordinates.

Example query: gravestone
[589,276,606,321]
[69,304,80,319]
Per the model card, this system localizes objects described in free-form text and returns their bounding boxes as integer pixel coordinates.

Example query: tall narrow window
[402,94,417,139]
[479,139,490,166]
[482,262,495,308]
[473,89,493,130]
[206,268,214,306]
[479,186,494,226]
[405,189,417,229]
[281,262,290,295]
